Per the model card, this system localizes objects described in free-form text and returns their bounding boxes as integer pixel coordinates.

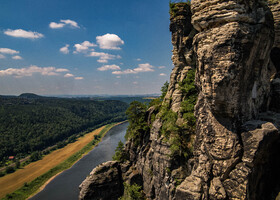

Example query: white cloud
[0,54,5,59]
[96,33,124,50]
[74,41,96,53]
[64,73,74,78]
[133,81,138,84]
[112,69,137,75]
[0,65,70,78]
[75,77,84,80]
[159,73,167,76]
[60,19,80,28]
[97,64,121,71]
[158,66,166,69]
[4,29,44,39]
[12,55,23,60]
[116,76,121,78]
[0,48,19,54]
[49,22,65,29]
[134,63,154,72]
[56,68,69,72]
[60,44,70,54]
[97,59,108,63]
[88,51,121,63]
[112,63,154,75]
[49,19,80,29]
[136,58,141,61]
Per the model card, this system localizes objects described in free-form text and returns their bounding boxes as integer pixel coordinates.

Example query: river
[30,122,128,200]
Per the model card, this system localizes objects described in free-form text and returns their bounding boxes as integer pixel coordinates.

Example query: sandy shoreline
[27,172,63,199]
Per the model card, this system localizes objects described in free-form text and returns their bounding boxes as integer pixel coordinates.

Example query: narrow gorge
[79,1,280,199]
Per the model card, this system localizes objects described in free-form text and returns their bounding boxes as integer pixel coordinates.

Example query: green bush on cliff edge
[169,0,191,17]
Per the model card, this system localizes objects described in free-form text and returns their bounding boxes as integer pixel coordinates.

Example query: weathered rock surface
[165,3,196,115]
[79,161,123,200]
[175,0,279,199]
[79,1,280,200]
[269,0,280,48]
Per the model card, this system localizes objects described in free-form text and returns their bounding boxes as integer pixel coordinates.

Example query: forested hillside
[0,96,128,164]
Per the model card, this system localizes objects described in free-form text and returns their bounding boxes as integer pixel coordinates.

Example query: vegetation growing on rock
[169,1,190,17]
[112,141,128,162]
[119,183,145,200]
[125,101,149,147]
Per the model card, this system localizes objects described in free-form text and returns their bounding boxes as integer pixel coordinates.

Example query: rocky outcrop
[79,161,123,200]
[79,1,280,200]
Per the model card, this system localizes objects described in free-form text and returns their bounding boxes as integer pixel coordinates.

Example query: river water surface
[30,122,128,200]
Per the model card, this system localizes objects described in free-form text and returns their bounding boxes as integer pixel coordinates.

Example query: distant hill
[19,93,44,99]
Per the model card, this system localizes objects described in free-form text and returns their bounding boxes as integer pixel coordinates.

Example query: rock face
[175,0,280,199]
[79,1,280,200]
[79,161,123,200]
[165,3,196,114]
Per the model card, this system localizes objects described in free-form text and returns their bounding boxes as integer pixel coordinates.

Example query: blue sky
[0,0,173,95]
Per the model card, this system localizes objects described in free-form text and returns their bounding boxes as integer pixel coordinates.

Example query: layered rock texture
[79,1,280,199]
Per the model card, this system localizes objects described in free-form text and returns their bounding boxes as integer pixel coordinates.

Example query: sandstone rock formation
[79,1,280,199]
[79,161,123,200]
[175,0,280,199]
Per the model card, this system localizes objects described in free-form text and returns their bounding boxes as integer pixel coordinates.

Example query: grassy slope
[0,123,117,200]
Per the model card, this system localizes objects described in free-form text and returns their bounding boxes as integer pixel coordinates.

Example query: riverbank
[0,122,121,200]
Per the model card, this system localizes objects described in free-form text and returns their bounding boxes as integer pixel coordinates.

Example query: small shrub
[112,141,128,162]
[30,151,42,162]
[169,1,191,17]
[5,166,15,174]
[119,183,145,200]
[16,160,20,169]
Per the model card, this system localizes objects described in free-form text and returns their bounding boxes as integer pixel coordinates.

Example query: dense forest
[0,95,128,164]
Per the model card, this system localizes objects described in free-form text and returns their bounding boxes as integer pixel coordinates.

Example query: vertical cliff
[79,1,280,199]
[176,0,280,199]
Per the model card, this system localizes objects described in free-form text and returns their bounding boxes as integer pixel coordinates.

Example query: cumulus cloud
[158,66,166,69]
[136,58,141,61]
[12,55,23,60]
[49,19,80,29]
[159,73,167,76]
[96,33,124,50]
[60,44,70,54]
[61,19,80,28]
[75,77,84,80]
[64,73,74,78]
[74,41,96,53]
[0,65,70,78]
[112,63,154,75]
[4,29,44,39]
[88,52,121,63]
[49,22,65,29]
[0,48,19,54]
[134,63,154,72]
[97,64,121,71]
[0,54,5,59]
